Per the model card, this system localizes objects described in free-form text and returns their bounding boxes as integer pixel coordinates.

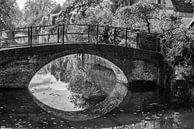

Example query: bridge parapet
[0,24,160,52]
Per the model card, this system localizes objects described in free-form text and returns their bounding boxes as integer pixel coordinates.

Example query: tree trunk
[145,19,151,33]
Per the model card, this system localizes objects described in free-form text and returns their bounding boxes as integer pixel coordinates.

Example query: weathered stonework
[0,44,168,88]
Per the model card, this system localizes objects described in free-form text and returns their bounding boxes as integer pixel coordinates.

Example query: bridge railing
[0,27,29,48]
[0,24,159,52]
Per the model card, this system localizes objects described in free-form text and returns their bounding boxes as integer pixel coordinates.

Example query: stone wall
[0,44,165,88]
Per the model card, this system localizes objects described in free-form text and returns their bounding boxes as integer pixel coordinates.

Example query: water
[28,69,128,121]
[0,89,194,129]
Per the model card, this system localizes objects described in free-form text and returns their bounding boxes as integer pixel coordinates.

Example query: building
[151,0,194,28]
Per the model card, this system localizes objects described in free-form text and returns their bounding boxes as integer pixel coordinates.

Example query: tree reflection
[68,67,107,109]
[69,94,88,109]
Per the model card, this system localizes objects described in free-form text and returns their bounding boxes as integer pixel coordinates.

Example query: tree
[163,22,193,68]
[80,0,114,25]
[115,1,161,32]
[56,0,102,25]
[111,0,138,13]
[23,0,57,25]
[11,7,24,28]
[0,0,19,29]
[114,0,193,76]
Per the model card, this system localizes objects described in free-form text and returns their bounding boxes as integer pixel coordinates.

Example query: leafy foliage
[110,0,137,13]
[159,14,194,66]
[115,1,161,32]
[23,0,57,25]
[0,0,20,29]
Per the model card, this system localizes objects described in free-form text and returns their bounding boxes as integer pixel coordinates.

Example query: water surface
[0,89,194,129]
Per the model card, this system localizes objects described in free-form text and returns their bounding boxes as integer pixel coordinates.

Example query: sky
[16,0,66,9]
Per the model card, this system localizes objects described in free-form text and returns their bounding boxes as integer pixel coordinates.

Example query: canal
[0,54,194,129]
[1,89,194,129]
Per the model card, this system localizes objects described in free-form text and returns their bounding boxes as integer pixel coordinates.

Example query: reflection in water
[28,54,128,121]
[1,53,193,128]
[0,89,193,129]
[30,78,87,111]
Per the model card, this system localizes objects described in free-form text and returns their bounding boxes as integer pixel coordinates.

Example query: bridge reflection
[1,88,193,128]
[28,54,128,121]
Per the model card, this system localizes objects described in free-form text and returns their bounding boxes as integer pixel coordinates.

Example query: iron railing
[0,24,160,52]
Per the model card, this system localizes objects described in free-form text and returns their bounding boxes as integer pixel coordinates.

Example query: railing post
[125,28,128,47]
[136,33,139,49]
[28,27,30,46]
[96,24,99,44]
[28,26,33,47]
[88,25,90,43]
[57,26,60,43]
[62,24,65,44]
[12,29,15,44]
[30,26,33,47]
[114,27,117,45]
[156,35,160,52]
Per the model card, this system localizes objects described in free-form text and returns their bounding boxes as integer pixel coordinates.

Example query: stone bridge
[0,24,173,90]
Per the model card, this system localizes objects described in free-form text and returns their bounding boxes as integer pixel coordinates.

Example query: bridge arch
[0,43,163,89]
[32,53,129,83]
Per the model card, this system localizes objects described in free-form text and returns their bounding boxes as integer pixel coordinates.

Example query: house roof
[181,17,194,27]
[188,18,194,27]
[171,0,194,13]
